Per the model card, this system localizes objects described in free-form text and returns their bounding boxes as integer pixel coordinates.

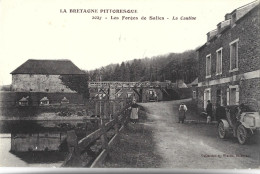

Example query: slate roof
[11,59,84,75]
[196,1,260,51]
[19,97,28,102]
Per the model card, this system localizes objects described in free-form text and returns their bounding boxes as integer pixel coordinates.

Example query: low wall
[0,91,84,107]
[0,91,85,117]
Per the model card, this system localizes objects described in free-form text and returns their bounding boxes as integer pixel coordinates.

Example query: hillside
[86,50,198,84]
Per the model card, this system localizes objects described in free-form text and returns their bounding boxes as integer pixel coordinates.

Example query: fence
[61,98,132,167]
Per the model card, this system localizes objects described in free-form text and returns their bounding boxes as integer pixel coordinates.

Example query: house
[196,0,260,118]
[9,59,85,106]
[11,59,84,92]
[18,96,29,106]
[189,78,198,101]
[39,97,49,106]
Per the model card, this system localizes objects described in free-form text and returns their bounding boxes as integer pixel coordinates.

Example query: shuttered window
[216,48,222,75]
[229,39,239,72]
[204,88,211,109]
[206,54,211,78]
[227,85,239,105]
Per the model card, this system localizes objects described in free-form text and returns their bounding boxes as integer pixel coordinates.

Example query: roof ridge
[236,0,259,11]
[11,59,84,75]
[27,59,72,61]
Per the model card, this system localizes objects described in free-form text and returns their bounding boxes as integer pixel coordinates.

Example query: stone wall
[196,5,260,114]
[0,91,84,107]
[198,6,259,83]
[197,78,260,115]
[12,74,75,93]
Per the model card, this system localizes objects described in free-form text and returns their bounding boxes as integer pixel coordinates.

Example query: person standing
[130,99,139,124]
[206,100,213,123]
[178,103,188,123]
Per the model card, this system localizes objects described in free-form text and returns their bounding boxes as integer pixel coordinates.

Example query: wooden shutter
[204,90,207,109]
[204,88,211,109]
[209,88,211,101]
[235,87,239,105]
[227,88,230,106]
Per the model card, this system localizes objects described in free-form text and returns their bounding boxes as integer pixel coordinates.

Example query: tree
[125,62,131,81]
[86,49,198,84]
[59,71,89,99]
[113,64,121,81]
[119,62,126,81]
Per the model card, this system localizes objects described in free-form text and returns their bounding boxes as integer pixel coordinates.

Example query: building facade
[8,59,85,106]
[11,59,84,93]
[196,1,260,116]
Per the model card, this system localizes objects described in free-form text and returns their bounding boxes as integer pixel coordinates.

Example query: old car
[218,105,260,144]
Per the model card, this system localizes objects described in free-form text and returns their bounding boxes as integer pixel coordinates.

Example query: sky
[0,0,254,85]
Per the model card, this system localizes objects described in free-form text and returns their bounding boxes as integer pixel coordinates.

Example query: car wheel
[237,124,249,145]
[218,121,227,139]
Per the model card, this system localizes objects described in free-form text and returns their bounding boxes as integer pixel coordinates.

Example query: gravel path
[139,99,260,169]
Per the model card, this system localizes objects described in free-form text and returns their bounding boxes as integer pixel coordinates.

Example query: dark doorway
[216,89,222,106]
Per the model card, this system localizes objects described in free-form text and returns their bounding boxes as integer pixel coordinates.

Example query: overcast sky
[0,0,254,85]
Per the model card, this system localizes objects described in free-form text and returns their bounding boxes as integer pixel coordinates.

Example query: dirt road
[138,99,260,169]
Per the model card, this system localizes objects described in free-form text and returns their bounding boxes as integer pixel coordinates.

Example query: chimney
[207,32,210,42]
[231,12,237,26]
[225,13,231,20]
[217,23,221,34]
[207,29,217,41]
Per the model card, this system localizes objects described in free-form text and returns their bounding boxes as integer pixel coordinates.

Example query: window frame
[227,85,239,106]
[193,91,196,99]
[206,54,212,78]
[204,88,211,109]
[216,47,223,75]
[229,38,239,72]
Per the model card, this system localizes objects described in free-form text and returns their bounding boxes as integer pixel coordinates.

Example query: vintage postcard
[0,0,259,173]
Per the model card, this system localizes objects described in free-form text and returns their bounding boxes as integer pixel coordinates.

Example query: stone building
[196,0,260,117]
[11,59,84,92]
[189,78,198,101]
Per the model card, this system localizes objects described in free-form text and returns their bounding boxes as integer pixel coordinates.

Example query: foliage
[87,50,198,84]
[59,71,89,98]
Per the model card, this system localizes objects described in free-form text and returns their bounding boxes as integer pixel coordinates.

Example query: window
[216,48,222,75]
[204,88,211,109]
[45,88,49,92]
[127,93,132,98]
[193,91,196,99]
[229,39,239,72]
[227,85,239,105]
[206,54,211,78]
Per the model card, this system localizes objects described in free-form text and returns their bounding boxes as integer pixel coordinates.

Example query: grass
[101,107,162,168]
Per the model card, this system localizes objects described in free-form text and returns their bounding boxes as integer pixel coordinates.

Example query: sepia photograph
[0,0,259,173]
